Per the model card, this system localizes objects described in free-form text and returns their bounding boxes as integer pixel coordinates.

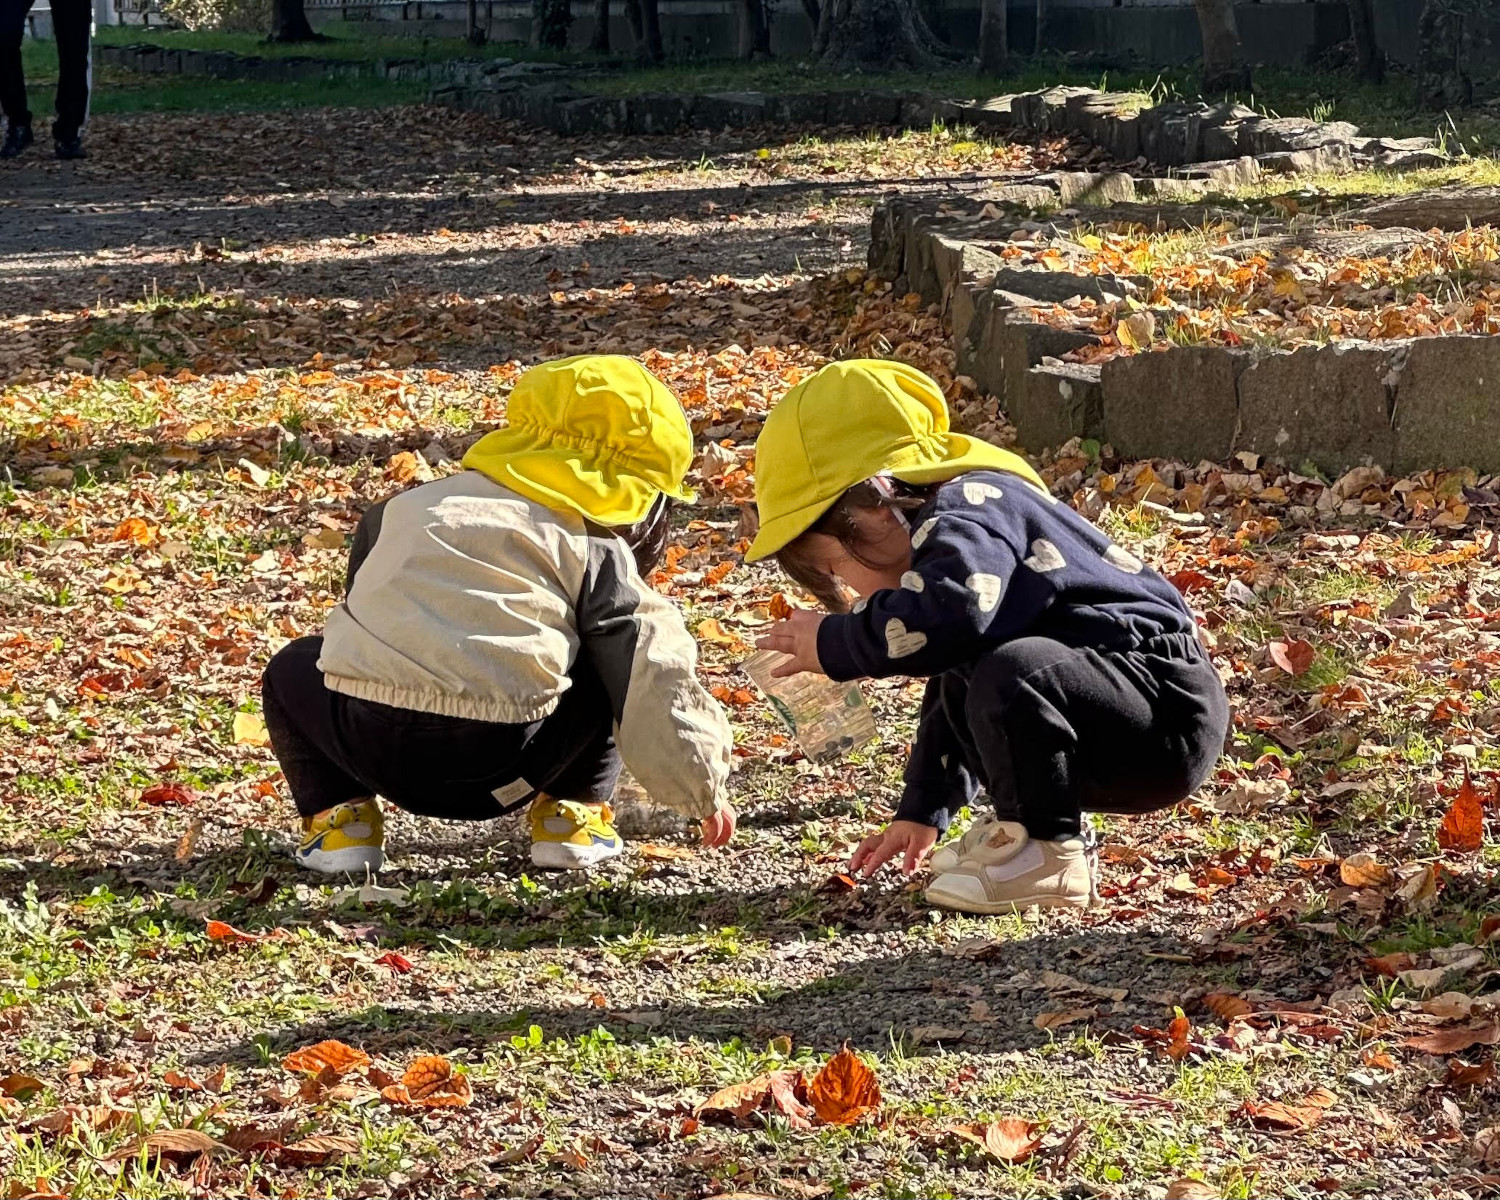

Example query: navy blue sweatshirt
[813,470,1196,829]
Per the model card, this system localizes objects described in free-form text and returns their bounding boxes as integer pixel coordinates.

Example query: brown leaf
[1268,638,1316,676]
[1438,770,1485,853]
[768,592,795,621]
[765,1070,815,1131]
[696,1074,775,1124]
[1339,852,1391,889]
[1034,1007,1097,1031]
[130,1128,229,1162]
[1405,1021,1500,1055]
[1165,1180,1219,1200]
[493,1132,545,1164]
[1167,1015,1193,1062]
[380,1055,471,1107]
[281,1040,371,1077]
[805,1047,880,1126]
[221,1120,296,1155]
[173,817,204,864]
[817,872,859,895]
[139,783,195,807]
[0,1075,44,1100]
[1204,993,1254,1021]
[205,920,265,944]
[1444,1058,1495,1089]
[1366,951,1417,977]
[1242,1100,1324,1132]
[983,1117,1043,1163]
[277,1135,360,1167]
[637,843,695,861]
[162,1069,201,1093]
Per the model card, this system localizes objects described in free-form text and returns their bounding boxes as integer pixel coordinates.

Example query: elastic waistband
[1135,629,1207,662]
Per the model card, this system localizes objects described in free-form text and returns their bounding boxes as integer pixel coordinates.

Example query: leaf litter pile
[0,101,1499,1198]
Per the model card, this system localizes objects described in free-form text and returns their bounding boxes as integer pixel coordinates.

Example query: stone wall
[872,199,1500,475]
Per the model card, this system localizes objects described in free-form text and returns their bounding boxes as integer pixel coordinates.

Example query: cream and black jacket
[316,470,732,819]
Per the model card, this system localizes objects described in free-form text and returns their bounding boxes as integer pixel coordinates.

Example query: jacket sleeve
[575,537,732,820]
[815,510,1050,681]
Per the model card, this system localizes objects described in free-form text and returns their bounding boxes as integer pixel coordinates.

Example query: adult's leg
[47,0,90,142]
[0,0,35,131]
[261,636,373,818]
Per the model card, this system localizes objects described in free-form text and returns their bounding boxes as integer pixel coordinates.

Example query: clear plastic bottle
[742,650,877,765]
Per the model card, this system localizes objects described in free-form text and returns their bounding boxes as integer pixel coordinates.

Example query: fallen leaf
[205,920,265,944]
[769,592,795,621]
[1366,951,1417,977]
[281,1040,371,1077]
[380,1055,472,1107]
[1437,770,1485,853]
[1034,1007,1097,1031]
[766,1070,815,1131]
[174,816,204,864]
[162,1069,201,1093]
[1242,1099,1324,1132]
[1405,1022,1500,1055]
[127,1128,229,1162]
[493,1132,545,1164]
[696,1074,777,1124]
[638,843,695,861]
[1444,1058,1495,1089]
[1167,1014,1193,1062]
[1339,852,1391,889]
[805,1046,880,1125]
[1476,1125,1500,1166]
[1204,993,1254,1021]
[910,1024,967,1044]
[139,782,195,807]
[1165,1180,1218,1200]
[232,712,270,747]
[1268,638,1316,676]
[112,516,158,546]
[0,1075,43,1101]
[374,951,414,974]
[696,618,748,650]
[951,1116,1043,1163]
[278,1135,360,1167]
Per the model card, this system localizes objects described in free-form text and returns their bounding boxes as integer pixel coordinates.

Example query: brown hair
[774,479,935,612]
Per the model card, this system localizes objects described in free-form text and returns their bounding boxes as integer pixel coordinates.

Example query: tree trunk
[818,0,958,69]
[812,0,834,56]
[532,0,573,48]
[1347,0,1382,83]
[1033,0,1044,54]
[1415,0,1472,109]
[641,0,663,61]
[740,0,772,58]
[978,0,1006,73]
[268,0,320,43]
[466,0,486,45]
[590,0,610,52]
[1193,0,1251,93]
[800,0,820,29]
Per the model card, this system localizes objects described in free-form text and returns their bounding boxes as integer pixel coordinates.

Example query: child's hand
[849,820,939,877]
[755,609,826,677]
[700,801,737,848]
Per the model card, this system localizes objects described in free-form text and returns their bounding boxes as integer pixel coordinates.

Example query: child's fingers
[848,833,882,874]
[902,840,925,875]
[858,836,900,877]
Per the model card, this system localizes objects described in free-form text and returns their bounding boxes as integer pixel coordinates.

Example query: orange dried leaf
[1338,853,1391,889]
[1268,638,1316,676]
[1166,1014,1193,1062]
[205,919,264,944]
[769,592,796,621]
[0,1075,43,1100]
[139,783,195,807]
[1242,1099,1324,1132]
[1204,993,1254,1022]
[695,1074,775,1124]
[1405,1021,1500,1055]
[805,1047,880,1126]
[277,1135,360,1166]
[983,1117,1043,1163]
[1444,1058,1496,1089]
[280,1040,371,1077]
[1437,770,1485,853]
[382,1056,472,1107]
[161,1070,201,1093]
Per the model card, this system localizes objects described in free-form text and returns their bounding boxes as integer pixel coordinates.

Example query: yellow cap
[746,359,1047,562]
[462,355,695,526]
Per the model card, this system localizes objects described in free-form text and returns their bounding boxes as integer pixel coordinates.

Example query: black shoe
[0,124,33,159]
[54,134,86,161]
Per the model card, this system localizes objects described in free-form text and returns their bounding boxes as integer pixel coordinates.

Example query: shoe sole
[923,887,1090,915]
[297,845,385,875]
[531,839,623,870]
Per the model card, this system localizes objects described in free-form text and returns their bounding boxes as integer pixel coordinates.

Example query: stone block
[179,49,207,75]
[1047,171,1137,207]
[1236,343,1398,474]
[1377,149,1450,171]
[1138,102,1207,166]
[1393,336,1500,473]
[1177,156,1262,191]
[825,91,903,127]
[765,92,828,125]
[925,235,1003,308]
[983,184,1061,210]
[1134,176,1210,202]
[692,91,768,129]
[1010,361,1105,452]
[136,46,163,72]
[867,203,908,280]
[631,93,690,134]
[550,95,628,136]
[1034,86,1097,133]
[990,266,1149,304]
[953,95,1017,133]
[1101,345,1245,462]
[1285,120,1360,150]
[1258,143,1354,175]
[959,295,1093,398]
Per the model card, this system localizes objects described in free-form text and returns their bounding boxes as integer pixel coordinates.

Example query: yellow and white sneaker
[296,799,385,875]
[924,820,1092,914]
[529,798,624,870]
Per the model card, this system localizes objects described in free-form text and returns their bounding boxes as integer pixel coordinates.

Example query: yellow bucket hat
[746,359,1048,562]
[462,355,695,527]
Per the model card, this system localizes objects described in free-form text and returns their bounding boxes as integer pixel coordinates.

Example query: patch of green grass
[91,24,572,64]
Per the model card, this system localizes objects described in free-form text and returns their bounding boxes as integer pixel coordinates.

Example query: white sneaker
[925,820,1092,914]
[930,810,1001,874]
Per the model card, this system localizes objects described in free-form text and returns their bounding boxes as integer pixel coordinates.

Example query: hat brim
[744,434,1039,562]
[474,430,693,527]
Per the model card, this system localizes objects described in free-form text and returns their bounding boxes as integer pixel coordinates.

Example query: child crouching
[261,355,736,874]
[750,360,1227,913]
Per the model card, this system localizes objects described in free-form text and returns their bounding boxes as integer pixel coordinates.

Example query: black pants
[0,0,92,140]
[925,632,1228,842]
[261,636,623,820]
